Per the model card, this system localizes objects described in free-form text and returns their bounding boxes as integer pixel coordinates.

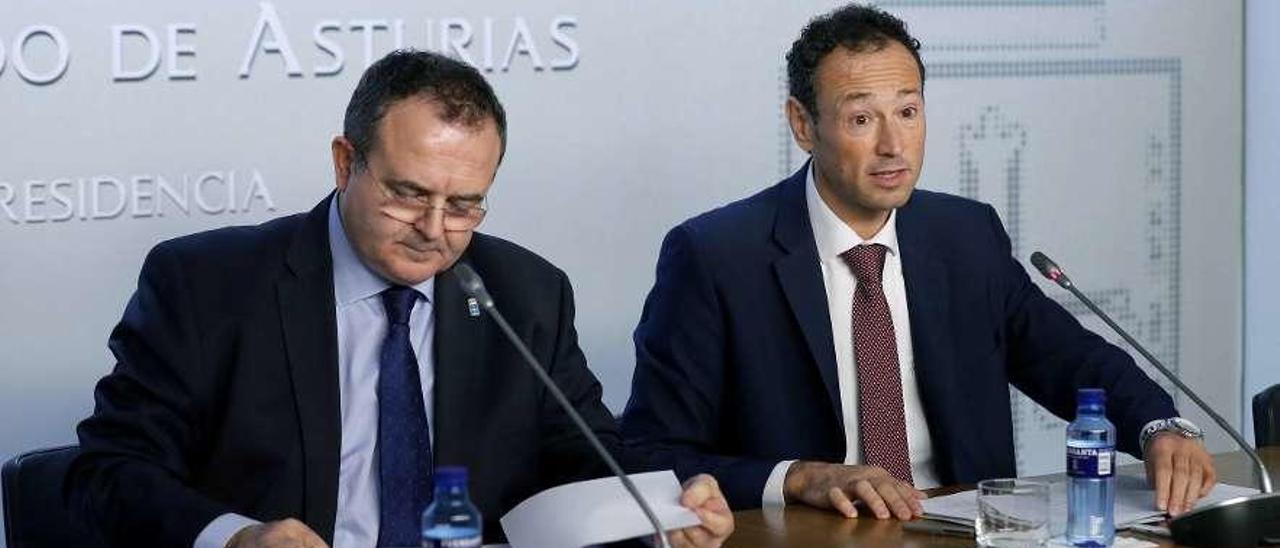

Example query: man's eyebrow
[382,178,485,201]
[384,178,426,191]
[836,88,921,107]
[837,91,874,106]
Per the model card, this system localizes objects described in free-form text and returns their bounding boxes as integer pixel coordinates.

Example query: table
[725,447,1280,547]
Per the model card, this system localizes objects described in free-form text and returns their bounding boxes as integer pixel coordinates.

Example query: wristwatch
[1140,417,1204,453]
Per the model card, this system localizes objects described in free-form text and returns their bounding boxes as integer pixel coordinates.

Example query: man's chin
[889,187,916,208]
[857,188,913,212]
[381,257,453,286]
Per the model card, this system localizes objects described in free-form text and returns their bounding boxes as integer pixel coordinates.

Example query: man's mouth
[401,241,439,255]
[869,167,909,187]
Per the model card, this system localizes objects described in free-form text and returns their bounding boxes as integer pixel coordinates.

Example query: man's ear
[786,97,818,153]
[331,136,356,192]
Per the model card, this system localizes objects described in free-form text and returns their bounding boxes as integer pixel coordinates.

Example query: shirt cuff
[194,513,260,548]
[762,460,797,507]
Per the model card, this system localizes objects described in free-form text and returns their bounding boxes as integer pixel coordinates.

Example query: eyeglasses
[376,179,488,232]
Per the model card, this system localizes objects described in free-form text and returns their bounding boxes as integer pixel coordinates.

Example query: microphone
[1030,251,1279,546]
[451,263,675,548]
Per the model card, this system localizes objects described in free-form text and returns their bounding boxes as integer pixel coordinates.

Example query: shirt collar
[328,194,435,307]
[804,162,900,261]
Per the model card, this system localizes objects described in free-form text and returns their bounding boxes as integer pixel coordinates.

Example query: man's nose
[876,118,904,157]
[414,206,446,239]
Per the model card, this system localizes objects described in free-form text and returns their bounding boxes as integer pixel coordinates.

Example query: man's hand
[666,474,734,548]
[783,461,924,520]
[226,519,328,548]
[1144,432,1217,516]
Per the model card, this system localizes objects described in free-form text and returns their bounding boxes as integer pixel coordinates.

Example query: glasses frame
[362,165,490,232]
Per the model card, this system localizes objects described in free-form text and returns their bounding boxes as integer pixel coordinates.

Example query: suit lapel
[896,195,959,480]
[277,196,341,542]
[771,165,843,426]
[431,263,490,468]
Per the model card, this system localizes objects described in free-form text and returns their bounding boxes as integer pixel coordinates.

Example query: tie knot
[840,244,888,286]
[381,286,419,326]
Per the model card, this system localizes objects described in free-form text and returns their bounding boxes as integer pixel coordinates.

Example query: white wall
[1245,0,1280,444]
[0,1,1248,545]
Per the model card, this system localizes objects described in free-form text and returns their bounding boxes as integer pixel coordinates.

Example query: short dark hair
[343,49,507,170]
[786,4,924,120]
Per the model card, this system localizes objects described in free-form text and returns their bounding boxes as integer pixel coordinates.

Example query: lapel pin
[467,297,481,318]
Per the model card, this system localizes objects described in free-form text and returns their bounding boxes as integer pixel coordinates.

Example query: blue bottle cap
[435,466,469,488]
[1077,388,1106,407]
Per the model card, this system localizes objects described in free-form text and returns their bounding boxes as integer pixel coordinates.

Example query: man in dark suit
[621,3,1216,522]
[69,50,733,548]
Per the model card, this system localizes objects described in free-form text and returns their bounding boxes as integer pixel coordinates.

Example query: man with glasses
[69,50,733,548]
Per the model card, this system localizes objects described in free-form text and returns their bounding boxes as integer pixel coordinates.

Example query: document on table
[500,470,702,548]
[921,472,1259,530]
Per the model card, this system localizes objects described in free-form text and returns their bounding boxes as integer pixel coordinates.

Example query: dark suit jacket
[69,195,624,546]
[620,165,1177,510]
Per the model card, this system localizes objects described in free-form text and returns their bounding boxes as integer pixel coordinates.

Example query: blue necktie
[377,286,434,547]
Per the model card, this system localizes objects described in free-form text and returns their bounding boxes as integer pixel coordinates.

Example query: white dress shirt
[195,196,437,548]
[761,165,939,506]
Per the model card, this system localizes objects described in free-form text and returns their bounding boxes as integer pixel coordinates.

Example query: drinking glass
[975,478,1050,547]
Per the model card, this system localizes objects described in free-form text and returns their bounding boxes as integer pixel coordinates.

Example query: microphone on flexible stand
[451,263,674,548]
[1030,251,1279,547]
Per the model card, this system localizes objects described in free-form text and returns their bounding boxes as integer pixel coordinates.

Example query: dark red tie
[841,244,914,485]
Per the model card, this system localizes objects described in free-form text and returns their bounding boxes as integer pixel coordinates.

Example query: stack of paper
[921,472,1259,532]
[500,470,701,547]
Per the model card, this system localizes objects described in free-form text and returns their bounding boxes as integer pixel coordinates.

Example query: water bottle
[421,466,483,548]
[1066,388,1116,547]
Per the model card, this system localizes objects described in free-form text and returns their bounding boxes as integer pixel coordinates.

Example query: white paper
[922,472,1259,532]
[1111,538,1160,548]
[500,470,702,547]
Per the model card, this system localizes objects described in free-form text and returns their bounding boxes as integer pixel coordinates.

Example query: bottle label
[1067,446,1114,478]
[424,536,482,548]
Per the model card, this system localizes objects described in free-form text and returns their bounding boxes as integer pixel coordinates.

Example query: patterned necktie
[377,286,434,546]
[840,244,914,485]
